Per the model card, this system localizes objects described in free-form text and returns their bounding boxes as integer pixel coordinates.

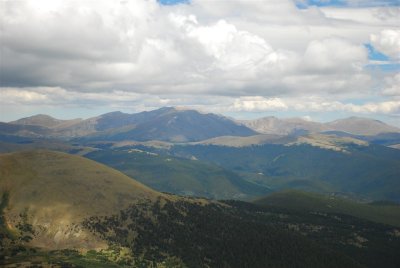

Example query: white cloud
[0,87,143,105]
[301,115,313,121]
[1,88,49,104]
[229,96,400,115]
[371,29,400,59]
[0,0,399,121]
[321,7,400,26]
[231,96,288,112]
[302,38,367,73]
[382,73,400,97]
[170,15,296,81]
[291,99,400,115]
[0,0,372,94]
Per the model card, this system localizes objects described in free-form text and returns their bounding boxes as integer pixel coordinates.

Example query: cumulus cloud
[0,0,370,93]
[299,100,400,114]
[0,87,141,105]
[370,29,400,59]
[0,0,399,122]
[302,38,367,73]
[231,97,288,112]
[1,88,50,104]
[382,73,400,97]
[229,96,400,115]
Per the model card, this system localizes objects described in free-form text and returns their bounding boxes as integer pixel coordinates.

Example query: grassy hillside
[254,190,400,227]
[85,149,270,200]
[0,150,159,249]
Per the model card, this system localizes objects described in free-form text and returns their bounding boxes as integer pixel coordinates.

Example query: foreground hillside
[2,151,400,267]
[0,150,159,250]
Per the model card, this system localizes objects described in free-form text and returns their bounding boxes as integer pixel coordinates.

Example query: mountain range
[2,107,399,144]
[3,107,256,142]
[1,107,400,203]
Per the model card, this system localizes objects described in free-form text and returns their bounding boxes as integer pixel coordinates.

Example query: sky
[0,0,399,126]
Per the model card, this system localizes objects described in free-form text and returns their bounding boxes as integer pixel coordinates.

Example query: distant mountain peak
[17,114,57,121]
[86,106,257,142]
[10,114,62,128]
[327,117,400,136]
[243,115,400,136]
[9,114,84,130]
[101,111,127,116]
[242,116,327,135]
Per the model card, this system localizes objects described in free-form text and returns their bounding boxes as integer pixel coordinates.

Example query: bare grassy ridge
[0,150,159,249]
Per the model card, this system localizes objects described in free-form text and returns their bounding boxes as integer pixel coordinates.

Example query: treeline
[84,197,367,268]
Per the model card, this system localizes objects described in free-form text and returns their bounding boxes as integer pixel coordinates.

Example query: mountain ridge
[5,108,399,141]
[10,114,83,129]
[241,115,400,136]
[3,107,257,142]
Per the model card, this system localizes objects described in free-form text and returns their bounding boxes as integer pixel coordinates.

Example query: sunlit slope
[0,150,159,249]
[254,190,400,227]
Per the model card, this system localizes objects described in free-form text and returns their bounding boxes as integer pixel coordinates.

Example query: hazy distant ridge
[3,107,400,142]
[241,116,400,136]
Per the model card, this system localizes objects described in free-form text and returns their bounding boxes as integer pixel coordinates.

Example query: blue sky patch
[365,63,400,72]
[296,0,400,9]
[296,0,345,9]
[365,44,390,61]
[158,0,189,5]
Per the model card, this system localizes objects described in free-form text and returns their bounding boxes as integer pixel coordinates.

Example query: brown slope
[0,150,160,249]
